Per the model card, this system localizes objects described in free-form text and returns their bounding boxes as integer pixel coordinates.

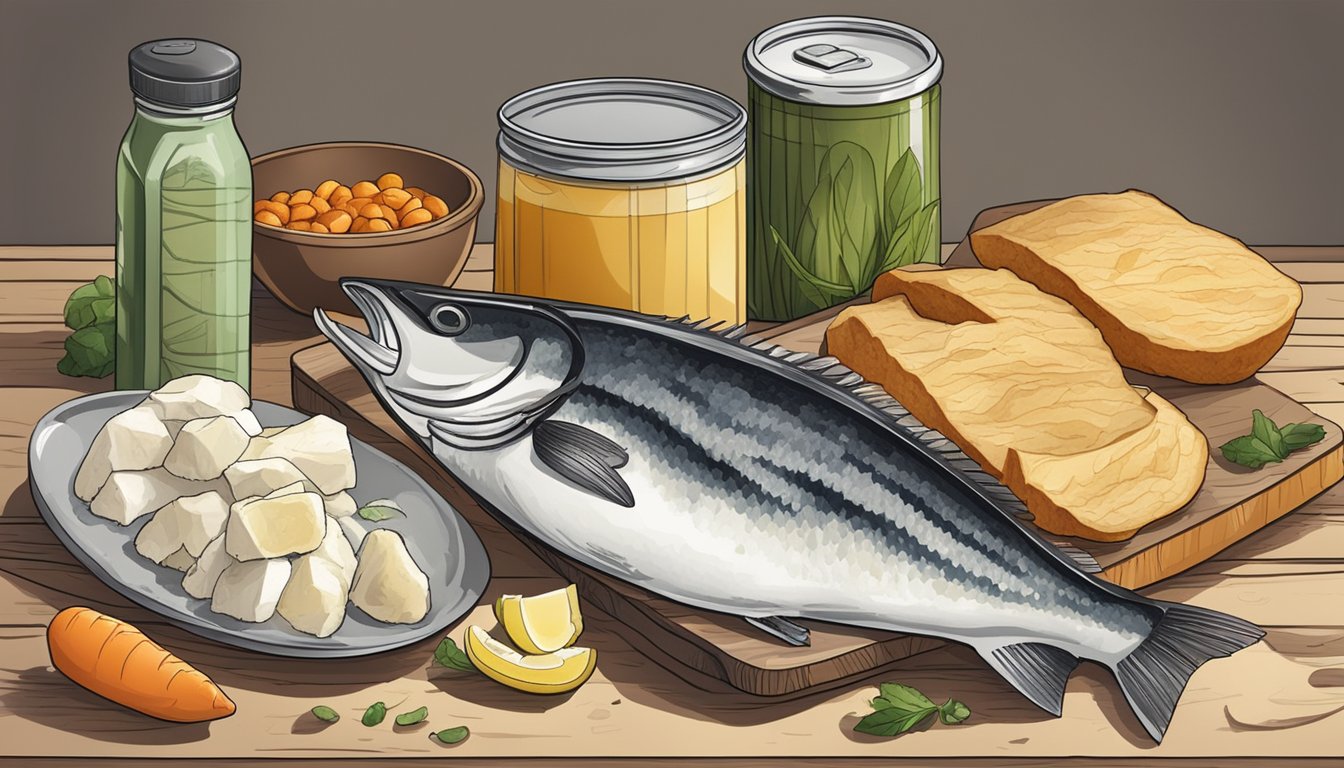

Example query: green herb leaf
[310,705,340,723]
[430,726,470,745]
[59,323,116,378]
[395,706,429,726]
[1219,435,1282,469]
[938,698,971,725]
[878,682,936,711]
[432,637,475,672]
[1279,422,1327,452]
[882,149,922,239]
[63,276,115,331]
[357,499,404,522]
[1250,409,1287,459]
[769,226,853,301]
[361,701,387,727]
[853,682,969,738]
[853,704,938,737]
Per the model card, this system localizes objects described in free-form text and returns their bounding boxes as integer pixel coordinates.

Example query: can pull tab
[793,43,872,73]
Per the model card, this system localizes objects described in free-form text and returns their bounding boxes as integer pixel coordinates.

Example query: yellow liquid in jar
[495,160,746,324]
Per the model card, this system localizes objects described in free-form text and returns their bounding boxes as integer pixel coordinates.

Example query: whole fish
[316,279,1261,742]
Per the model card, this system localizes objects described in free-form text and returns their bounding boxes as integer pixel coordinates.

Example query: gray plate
[28,391,491,658]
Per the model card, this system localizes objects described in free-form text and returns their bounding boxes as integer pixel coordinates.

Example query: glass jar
[745,17,943,321]
[495,79,747,324]
[116,39,252,390]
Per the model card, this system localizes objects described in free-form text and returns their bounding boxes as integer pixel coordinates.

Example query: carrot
[46,606,235,723]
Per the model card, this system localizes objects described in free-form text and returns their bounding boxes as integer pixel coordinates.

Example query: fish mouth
[313,281,401,377]
[314,279,580,447]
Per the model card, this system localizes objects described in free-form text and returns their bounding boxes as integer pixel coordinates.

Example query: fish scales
[317,279,1264,743]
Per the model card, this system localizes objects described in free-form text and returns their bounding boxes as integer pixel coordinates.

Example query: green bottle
[116,39,252,391]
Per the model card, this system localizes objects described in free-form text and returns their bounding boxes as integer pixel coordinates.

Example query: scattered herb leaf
[430,726,470,745]
[58,277,117,378]
[311,705,340,723]
[1280,422,1327,452]
[433,637,476,673]
[357,499,404,522]
[939,698,971,725]
[1220,410,1326,469]
[395,706,429,726]
[361,701,387,727]
[853,682,970,738]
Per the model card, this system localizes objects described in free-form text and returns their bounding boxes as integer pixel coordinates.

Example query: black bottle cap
[129,39,241,108]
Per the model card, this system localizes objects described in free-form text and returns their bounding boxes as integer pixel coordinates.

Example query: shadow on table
[1,666,214,745]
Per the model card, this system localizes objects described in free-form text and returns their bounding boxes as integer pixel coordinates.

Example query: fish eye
[429,303,470,336]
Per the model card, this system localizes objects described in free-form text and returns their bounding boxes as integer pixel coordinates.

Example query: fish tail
[1109,601,1263,742]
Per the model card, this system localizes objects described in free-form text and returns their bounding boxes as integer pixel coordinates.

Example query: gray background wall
[1,0,1340,245]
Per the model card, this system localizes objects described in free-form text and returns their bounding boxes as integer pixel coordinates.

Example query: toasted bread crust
[826,266,1207,541]
[971,191,1301,384]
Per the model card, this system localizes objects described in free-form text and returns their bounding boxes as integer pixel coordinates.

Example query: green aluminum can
[744,17,943,321]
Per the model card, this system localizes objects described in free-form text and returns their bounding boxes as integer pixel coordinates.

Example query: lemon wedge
[464,625,596,694]
[493,584,584,654]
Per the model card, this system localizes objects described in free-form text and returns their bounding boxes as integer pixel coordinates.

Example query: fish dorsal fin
[533,420,634,508]
[657,315,1102,575]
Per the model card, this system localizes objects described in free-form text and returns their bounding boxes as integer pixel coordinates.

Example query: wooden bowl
[251,142,484,316]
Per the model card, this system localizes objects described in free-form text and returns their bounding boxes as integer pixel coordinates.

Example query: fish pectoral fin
[533,420,635,508]
[982,642,1079,717]
[746,616,811,647]
[535,420,628,468]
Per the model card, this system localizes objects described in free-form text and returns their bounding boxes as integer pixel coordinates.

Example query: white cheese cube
[322,491,358,519]
[210,558,291,623]
[163,416,250,481]
[350,530,430,624]
[90,468,216,526]
[337,516,367,549]
[225,493,326,561]
[229,408,263,437]
[265,480,320,499]
[309,522,357,586]
[133,490,230,565]
[256,415,356,494]
[183,535,236,599]
[160,547,196,572]
[223,458,311,500]
[148,375,250,422]
[74,406,174,501]
[278,556,349,637]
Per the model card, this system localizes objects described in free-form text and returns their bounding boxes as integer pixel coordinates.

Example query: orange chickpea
[366,218,393,232]
[405,186,426,200]
[309,222,330,234]
[269,191,291,204]
[289,189,314,206]
[309,197,331,215]
[316,209,352,234]
[397,197,422,218]
[286,221,312,231]
[400,208,433,228]
[376,172,404,190]
[350,216,370,233]
[351,181,380,198]
[289,203,318,222]
[380,187,412,209]
[422,195,449,218]
[328,185,353,207]
[314,179,339,200]
[254,210,282,227]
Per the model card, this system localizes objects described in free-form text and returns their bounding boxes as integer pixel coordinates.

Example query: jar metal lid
[129,39,241,108]
[744,17,942,107]
[498,78,746,183]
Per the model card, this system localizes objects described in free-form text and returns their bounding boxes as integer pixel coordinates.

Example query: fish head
[314,278,583,448]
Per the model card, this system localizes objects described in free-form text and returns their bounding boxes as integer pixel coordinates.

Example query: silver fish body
[317,279,1262,742]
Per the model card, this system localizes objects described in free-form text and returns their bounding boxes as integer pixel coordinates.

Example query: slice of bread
[825,265,1207,541]
[970,190,1301,384]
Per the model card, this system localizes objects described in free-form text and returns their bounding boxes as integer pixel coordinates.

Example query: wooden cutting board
[289,205,1343,698]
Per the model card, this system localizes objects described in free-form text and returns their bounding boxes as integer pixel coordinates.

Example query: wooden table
[2,244,1343,767]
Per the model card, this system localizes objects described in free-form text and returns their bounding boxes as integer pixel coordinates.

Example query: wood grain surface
[2,244,1343,765]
